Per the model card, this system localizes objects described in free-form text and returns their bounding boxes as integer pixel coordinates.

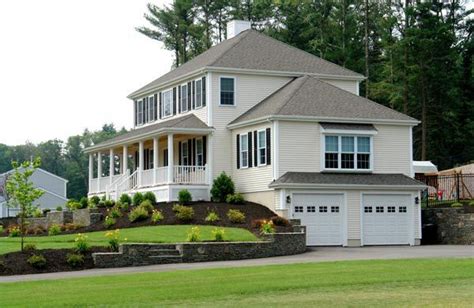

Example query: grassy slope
[0,225,257,255]
[1,258,473,307]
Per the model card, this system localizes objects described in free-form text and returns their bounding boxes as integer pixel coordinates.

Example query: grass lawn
[0,225,257,255]
[1,258,473,307]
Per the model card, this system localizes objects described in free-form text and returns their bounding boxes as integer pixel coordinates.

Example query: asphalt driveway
[1,245,472,283]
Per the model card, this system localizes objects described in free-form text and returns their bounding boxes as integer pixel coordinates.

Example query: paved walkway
[1,245,472,283]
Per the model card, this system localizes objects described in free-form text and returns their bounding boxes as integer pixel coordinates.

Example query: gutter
[268,183,427,190]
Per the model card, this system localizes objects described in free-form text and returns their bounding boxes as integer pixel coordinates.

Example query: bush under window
[119,194,132,205]
[132,192,144,206]
[211,172,235,202]
[143,191,156,204]
[178,189,192,204]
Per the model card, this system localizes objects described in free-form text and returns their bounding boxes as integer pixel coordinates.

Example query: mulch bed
[0,247,108,276]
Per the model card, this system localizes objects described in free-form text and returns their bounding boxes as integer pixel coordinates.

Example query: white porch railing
[155,167,168,185]
[173,165,207,184]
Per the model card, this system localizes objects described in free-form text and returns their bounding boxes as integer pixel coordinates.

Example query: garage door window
[307,206,316,212]
[294,206,303,213]
[376,206,384,213]
[387,206,396,213]
[399,206,407,213]
[319,206,328,213]
[331,206,340,213]
[364,206,372,213]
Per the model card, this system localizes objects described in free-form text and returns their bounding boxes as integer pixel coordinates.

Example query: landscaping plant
[23,243,37,252]
[103,216,116,229]
[79,197,89,209]
[212,228,225,241]
[174,205,194,222]
[107,206,122,218]
[151,210,164,223]
[104,199,115,208]
[66,253,85,268]
[75,233,90,253]
[128,206,149,222]
[27,254,47,269]
[226,193,245,205]
[132,192,144,206]
[260,220,275,234]
[469,201,474,207]
[143,191,156,204]
[271,216,290,227]
[97,200,106,208]
[119,193,132,206]
[105,229,122,252]
[32,208,43,218]
[140,200,154,212]
[56,206,63,211]
[227,209,245,224]
[8,225,20,237]
[89,196,100,207]
[210,172,235,202]
[451,202,463,208]
[48,224,61,236]
[5,157,44,251]
[178,189,192,204]
[187,226,200,242]
[205,211,219,222]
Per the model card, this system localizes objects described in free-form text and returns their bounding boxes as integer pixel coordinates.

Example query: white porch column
[138,141,144,187]
[153,137,159,184]
[207,134,213,185]
[167,133,174,183]
[122,145,128,174]
[109,148,114,185]
[88,154,93,191]
[97,152,102,192]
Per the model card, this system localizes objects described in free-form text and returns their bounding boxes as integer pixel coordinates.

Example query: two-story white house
[85,21,425,247]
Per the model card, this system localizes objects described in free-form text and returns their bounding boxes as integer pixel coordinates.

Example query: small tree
[5,158,44,251]
[210,172,235,202]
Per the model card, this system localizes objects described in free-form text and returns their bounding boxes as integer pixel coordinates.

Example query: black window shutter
[133,100,137,126]
[159,92,162,119]
[203,136,207,165]
[248,132,253,168]
[173,87,177,115]
[178,85,181,113]
[254,130,258,167]
[187,82,192,110]
[202,76,206,106]
[192,80,196,109]
[192,138,196,165]
[154,94,158,120]
[266,128,271,165]
[187,139,192,165]
[178,141,182,165]
[236,134,240,169]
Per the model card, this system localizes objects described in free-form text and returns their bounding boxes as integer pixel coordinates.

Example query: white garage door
[362,194,412,245]
[292,193,344,246]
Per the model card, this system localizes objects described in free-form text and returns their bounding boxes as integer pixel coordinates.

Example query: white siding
[30,169,67,198]
[279,121,320,176]
[242,191,276,211]
[373,124,411,176]
[211,73,291,179]
[321,79,359,95]
[346,190,361,240]
[232,123,274,193]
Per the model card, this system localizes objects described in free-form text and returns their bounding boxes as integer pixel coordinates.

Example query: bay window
[324,135,372,171]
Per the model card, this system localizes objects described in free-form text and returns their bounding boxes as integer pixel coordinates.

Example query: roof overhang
[268,182,427,190]
[84,127,214,153]
[228,115,420,129]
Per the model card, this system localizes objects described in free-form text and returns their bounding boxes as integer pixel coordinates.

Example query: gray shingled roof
[320,123,377,131]
[269,172,426,188]
[128,30,363,98]
[85,114,211,152]
[230,76,417,125]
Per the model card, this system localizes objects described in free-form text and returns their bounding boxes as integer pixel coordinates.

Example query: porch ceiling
[84,114,213,153]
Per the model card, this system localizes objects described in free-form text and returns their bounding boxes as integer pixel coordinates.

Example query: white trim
[276,188,286,210]
[322,135,373,172]
[269,183,426,190]
[194,77,203,109]
[409,127,414,177]
[207,72,213,126]
[239,133,249,169]
[180,82,188,113]
[161,88,174,119]
[219,76,236,106]
[320,128,378,136]
[257,129,267,166]
[273,120,279,180]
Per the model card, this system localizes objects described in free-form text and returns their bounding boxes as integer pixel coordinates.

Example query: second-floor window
[180,84,188,112]
[195,79,202,108]
[220,77,235,105]
[324,135,372,171]
[162,89,172,118]
[148,95,156,122]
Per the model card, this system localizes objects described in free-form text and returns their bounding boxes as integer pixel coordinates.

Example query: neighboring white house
[85,20,425,246]
[0,168,68,218]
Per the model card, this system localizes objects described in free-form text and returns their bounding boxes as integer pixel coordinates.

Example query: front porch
[85,115,214,202]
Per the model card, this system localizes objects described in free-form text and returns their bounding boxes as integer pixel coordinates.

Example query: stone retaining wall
[422,208,474,245]
[93,227,307,268]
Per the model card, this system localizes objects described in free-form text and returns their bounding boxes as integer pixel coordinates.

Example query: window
[376,206,384,213]
[319,206,328,213]
[148,95,156,122]
[324,135,372,170]
[181,142,189,166]
[364,206,373,213]
[195,79,202,108]
[387,206,396,213]
[399,206,407,213]
[162,90,172,117]
[331,206,340,213]
[137,100,144,125]
[196,138,204,166]
[180,84,188,112]
[220,77,235,105]
[240,134,249,168]
[257,130,266,165]
[144,97,149,123]
[307,206,316,213]
[294,206,303,213]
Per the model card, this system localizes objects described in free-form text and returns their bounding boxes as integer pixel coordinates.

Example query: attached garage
[361,194,412,245]
[292,193,345,246]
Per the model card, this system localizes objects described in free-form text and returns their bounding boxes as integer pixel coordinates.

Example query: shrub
[468,201,474,207]
[104,199,115,208]
[211,172,235,202]
[0,225,3,234]
[24,243,37,252]
[103,216,116,229]
[212,228,225,241]
[79,197,89,209]
[140,200,154,212]
[8,225,20,237]
[108,206,122,218]
[132,192,144,206]
[227,209,245,224]
[178,189,192,204]
[260,220,275,235]
[43,209,51,215]
[128,206,149,222]
[174,205,194,222]
[56,206,63,212]
[66,199,82,211]
[66,253,85,268]
[187,226,200,242]
[0,260,5,271]
[205,211,220,223]
[143,191,156,204]
[89,196,100,206]
[451,202,463,208]
[119,201,129,212]
[226,193,245,205]
[105,229,121,252]
[119,193,132,205]
[27,226,45,235]
[62,223,80,231]
[97,200,106,208]
[48,224,61,236]
[75,233,89,253]
[27,255,47,269]
[172,204,182,212]
[32,208,43,218]
[271,216,290,227]
[151,210,164,223]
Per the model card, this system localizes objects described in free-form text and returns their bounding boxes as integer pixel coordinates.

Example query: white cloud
[0,0,173,145]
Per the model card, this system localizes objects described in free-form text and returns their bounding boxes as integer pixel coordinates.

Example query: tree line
[0,125,126,200]
[138,0,474,169]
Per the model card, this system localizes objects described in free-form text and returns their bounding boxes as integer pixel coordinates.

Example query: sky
[0,0,173,146]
